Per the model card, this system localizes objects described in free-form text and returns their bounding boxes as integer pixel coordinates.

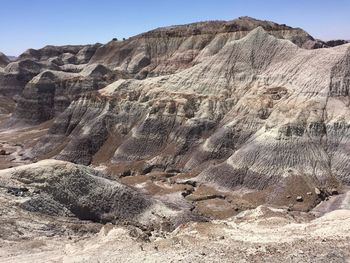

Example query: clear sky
[1,0,349,56]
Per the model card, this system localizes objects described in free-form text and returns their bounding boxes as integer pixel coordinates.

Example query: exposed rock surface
[0,159,187,228]
[0,52,10,68]
[325,39,349,47]
[18,44,102,63]
[90,16,326,77]
[12,65,119,124]
[0,44,102,99]
[27,28,349,200]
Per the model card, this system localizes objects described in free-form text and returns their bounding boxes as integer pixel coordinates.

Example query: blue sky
[1,0,349,55]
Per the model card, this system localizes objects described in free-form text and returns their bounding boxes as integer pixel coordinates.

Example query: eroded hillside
[0,16,350,263]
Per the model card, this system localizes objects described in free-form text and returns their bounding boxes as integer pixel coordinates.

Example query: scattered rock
[296,196,303,202]
[331,188,339,195]
[7,187,29,197]
[177,180,197,187]
[181,189,193,198]
[314,188,321,196]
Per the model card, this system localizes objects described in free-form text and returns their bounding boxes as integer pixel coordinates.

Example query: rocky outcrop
[0,159,184,227]
[0,52,10,68]
[12,64,119,124]
[19,44,101,64]
[0,59,49,97]
[326,40,349,47]
[0,44,101,98]
[89,17,326,77]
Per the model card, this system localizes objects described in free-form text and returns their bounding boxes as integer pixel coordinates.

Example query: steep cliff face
[0,59,46,97]
[13,64,119,124]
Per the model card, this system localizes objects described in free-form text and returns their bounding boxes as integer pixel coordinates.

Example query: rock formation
[90,16,326,77]
[0,159,187,228]
[0,16,349,225]
[28,27,350,193]
[1,16,350,262]
[0,52,10,68]
[326,39,349,47]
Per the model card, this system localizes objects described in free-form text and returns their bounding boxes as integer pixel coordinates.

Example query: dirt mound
[0,160,185,228]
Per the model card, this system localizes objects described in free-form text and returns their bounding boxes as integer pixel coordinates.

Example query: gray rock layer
[0,160,180,227]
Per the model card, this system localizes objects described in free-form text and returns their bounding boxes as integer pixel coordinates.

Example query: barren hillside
[0,16,350,263]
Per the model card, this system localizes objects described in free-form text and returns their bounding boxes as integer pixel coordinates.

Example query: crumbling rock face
[31,90,230,168]
[0,44,101,98]
[89,17,325,77]
[13,64,118,124]
[0,59,48,97]
[138,16,322,48]
[19,44,101,64]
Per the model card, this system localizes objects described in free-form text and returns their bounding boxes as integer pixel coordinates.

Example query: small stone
[307,192,312,196]
[331,188,339,195]
[314,188,321,196]
[33,189,41,194]
[286,195,291,199]
[296,196,303,202]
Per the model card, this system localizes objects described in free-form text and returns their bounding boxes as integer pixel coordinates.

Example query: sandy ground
[0,200,350,263]
[0,115,52,169]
